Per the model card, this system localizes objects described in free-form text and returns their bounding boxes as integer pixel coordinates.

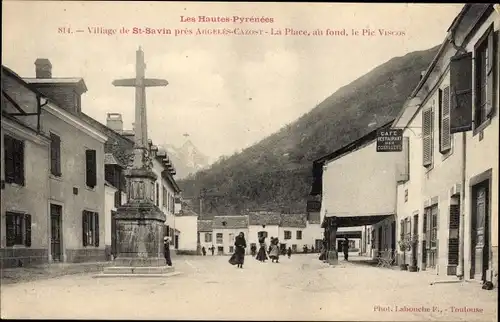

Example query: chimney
[35,58,52,78]
[106,113,123,133]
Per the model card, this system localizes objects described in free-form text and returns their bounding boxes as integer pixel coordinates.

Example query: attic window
[222,221,227,227]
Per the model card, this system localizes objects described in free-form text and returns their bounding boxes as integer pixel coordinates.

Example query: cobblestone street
[1,254,497,321]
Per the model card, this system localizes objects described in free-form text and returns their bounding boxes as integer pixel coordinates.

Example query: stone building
[1,61,109,267]
[393,4,498,282]
[212,215,249,255]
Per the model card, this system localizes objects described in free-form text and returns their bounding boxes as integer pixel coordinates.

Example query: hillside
[178,45,440,217]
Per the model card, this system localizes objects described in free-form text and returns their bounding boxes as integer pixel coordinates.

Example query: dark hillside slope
[179,45,440,217]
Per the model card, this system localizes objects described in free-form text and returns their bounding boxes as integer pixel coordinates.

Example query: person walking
[229,232,247,268]
[164,237,172,266]
[211,245,215,256]
[202,246,206,256]
[343,237,349,261]
[287,247,292,259]
[269,238,280,263]
[256,235,268,262]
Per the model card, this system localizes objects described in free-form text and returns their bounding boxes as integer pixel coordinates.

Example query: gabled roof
[213,215,249,229]
[104,153,124,167]
[280,213,307,228]
[198,220,213,232]
[248,212,281,226]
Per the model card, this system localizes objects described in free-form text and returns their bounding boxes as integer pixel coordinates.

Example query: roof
[248,212,281,226]
[104,180,118,189]
[313,120,393,166]
[104,153,124,167]
[280,213,307,228]
[212,215,249,229]
[178,209,198,217]
[24,77,88,93]
[198,220,213,232]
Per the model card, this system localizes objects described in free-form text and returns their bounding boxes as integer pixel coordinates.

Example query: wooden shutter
[82,211,88,247]
[4,136,15,183]
[6,213,15,247]
[450,52,473,133]
[50,133,61,176]
[85,150,97,188]
[485,30,497,118]
[94,213,100,247]
[422,107,433,166]
[24,214,32,247]
[440,86,451,152]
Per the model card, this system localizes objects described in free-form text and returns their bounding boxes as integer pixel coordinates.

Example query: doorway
[50,204,62,262]
[377,226,383,252]
[391,221,396,252]
[470,181,490,281]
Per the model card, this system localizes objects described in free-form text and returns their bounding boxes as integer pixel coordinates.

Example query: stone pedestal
[327,250,339,265]
[95,168,177,278]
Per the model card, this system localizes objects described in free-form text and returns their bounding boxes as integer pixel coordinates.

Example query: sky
[2,1,464,163]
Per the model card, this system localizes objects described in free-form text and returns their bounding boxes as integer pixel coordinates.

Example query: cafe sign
[376,129,403,152]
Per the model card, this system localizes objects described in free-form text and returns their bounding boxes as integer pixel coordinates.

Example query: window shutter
[440,86,451,152]
[82,211,88,247]
[94,213,100,247]
[422,108,433,166]
[85,149,97,188]
[485,30,497,118]
[24,214,32,247]
[50,133,61,176]
[450,52,473,133]
[4,136,15,183]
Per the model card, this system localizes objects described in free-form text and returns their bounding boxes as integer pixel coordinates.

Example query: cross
[112,46,168,149]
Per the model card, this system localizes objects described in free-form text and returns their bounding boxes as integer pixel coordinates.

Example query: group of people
[201,246,215,256]
[254,235,293,263]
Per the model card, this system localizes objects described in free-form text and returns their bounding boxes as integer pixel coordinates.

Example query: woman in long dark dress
[229,232,247,268]
[255,236,268,262]
[164,237,172,266]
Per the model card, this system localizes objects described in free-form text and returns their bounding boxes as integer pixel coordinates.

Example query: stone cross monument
[100,47,173,276]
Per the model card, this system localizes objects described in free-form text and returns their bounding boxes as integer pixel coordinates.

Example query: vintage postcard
[1,1,498,321]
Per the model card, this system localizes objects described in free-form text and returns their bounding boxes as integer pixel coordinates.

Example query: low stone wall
[66,248,106,263]
[0,248,49,269]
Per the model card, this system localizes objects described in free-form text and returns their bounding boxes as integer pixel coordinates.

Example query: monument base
[94,265,181,278]
[327,250,339,265]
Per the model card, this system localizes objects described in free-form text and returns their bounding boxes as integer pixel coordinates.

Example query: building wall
[463,14,499,284]
[278,226,308,252]
[248,224,279,247]
[199,231,213,252]
[104,184,126,258]
[0,122,51,268]
[304,222,323,250]
[321,140,404,218]
[212,228,250,255]
[41,108,107,263]
[175,216,198,253]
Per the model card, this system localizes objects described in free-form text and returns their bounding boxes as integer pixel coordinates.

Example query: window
[229,246,234,253]
[5,212,31,247]
[155,183,160,207]
[162,187,167,208]
[4,135,25,186]
[216,233,223,244]
[258,231,268,238]
[229,233,235,244]
[205,232,212,243]
[450,52,473,133]
[474,26,496,129]
[85,149,97,188]
[439,87,451,152]
[50,133,62,176]
[422,104,434,167]
[82,211,99,247]
[292,244,297,252]
[296,230,302,240]
[284,230,291,240]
